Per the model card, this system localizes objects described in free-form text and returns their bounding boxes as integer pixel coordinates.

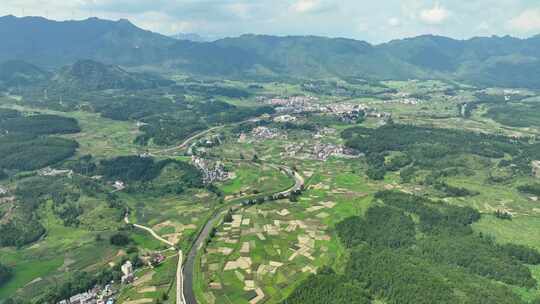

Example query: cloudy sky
[2,0,540,43]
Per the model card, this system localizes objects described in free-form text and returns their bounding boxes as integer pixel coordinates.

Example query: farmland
[3,78,540,304]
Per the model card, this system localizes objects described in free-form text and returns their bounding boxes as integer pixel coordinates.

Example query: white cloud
[508,9,540,33]
[291,0,319,14]
[291,0,338,14]
[226,3,251,19]
[388,17,400,27]
[130,11,194,35]
[419,3,449,25]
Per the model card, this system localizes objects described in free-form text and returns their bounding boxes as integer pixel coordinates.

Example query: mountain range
[2,15,540,88]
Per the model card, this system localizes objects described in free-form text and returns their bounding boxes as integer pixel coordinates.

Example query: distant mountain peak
[0,15,176,67]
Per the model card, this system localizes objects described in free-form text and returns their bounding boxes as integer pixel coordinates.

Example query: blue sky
[2,0,540,43]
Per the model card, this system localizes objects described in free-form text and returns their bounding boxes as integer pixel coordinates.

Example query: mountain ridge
[2,15,540,88]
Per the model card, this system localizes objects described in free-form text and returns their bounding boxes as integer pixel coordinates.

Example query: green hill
[50,59,173,91]
[0,60,50,88]
[0,15,175,66]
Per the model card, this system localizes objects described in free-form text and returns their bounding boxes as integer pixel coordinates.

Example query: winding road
[152,126,223,155]
[134,117,305,304]
[151,118,257,156]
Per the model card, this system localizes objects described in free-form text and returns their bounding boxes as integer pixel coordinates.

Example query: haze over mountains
[2,15,540,88]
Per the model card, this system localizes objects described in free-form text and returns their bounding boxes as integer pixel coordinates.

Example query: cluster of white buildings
[313,143,345,161]
[57,285,115,304]
[112,180,126,191]
[264,96,318,107]
[273,115,296,123]
[192,156,231,184]
[251,126,280,140]
[261,95,322,114]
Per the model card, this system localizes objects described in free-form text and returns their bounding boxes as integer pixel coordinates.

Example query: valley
[2,13,540,304]
[3,74,540,304]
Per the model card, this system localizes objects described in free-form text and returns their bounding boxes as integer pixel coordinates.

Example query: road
[152,118,256,156]
[139,119,305,304]
[152,126,223,155]
[124,215,186,304]
[182,165,304,304]
[182,210,226,304]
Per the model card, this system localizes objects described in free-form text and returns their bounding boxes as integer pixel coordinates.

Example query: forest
[136,102,274,146]
[283,191,540,304]
[0,114,80,135]
[341,123,538,197]
[98,156,203,188]
[0,136,79,171]
[0,109,80,171]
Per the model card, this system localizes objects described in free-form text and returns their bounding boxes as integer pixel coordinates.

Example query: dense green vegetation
[0,114,80,135]
[50,60,173,91]
[136,102,274,146]
[285,191,538,304]
[342,124,518,160]
[100,156,169,182]
[517,183,540,196]
[0,211,45,247]
[282,270,370,304]
[20,84,272,146]
[0,172,123,248]
[109,233,131,246]
[0,60,50,87]
[0,135,78,171]
[0,262,12,287]
[485,102,540,128]
[0,109,80,171]
[341,124,537,196]
[347,245,524,304]
[337,206,415,249]
[99,156,203,188]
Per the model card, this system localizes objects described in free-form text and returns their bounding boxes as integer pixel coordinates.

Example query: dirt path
[124,215,185,304]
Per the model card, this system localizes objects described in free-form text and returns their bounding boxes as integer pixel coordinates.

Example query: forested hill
[0,60,50,88]
[51,60,173,91]
[3,15,540,88]
[0,15,175,67]
[378,34,540,88]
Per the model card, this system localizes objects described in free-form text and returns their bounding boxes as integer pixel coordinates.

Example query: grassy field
[0,102,143,159]
[0,200,120,299]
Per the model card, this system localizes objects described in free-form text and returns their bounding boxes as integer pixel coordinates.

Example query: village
[258,95,391,123]
[191,156,231,184]
[55,249,168,304]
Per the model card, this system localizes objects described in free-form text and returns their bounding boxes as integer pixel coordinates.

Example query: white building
[121,260,134,284]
